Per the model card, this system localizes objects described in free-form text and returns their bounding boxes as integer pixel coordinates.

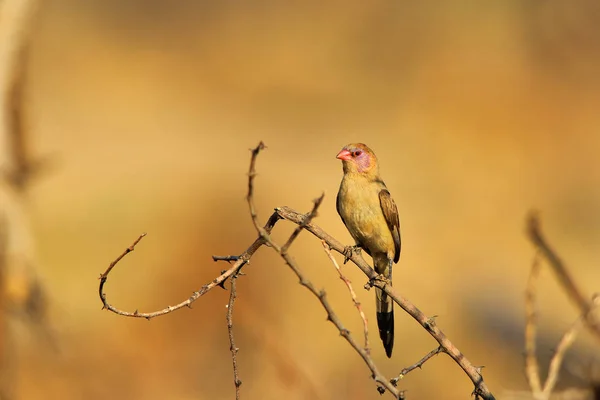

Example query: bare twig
[246,141,268,237]
[525,253,543,397]
[527,213,600,341]
[226,272,241,400]
[391,346,444,386]
[321,240,370,353]
[98,212,281,319]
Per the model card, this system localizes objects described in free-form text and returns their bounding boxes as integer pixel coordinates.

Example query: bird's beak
[336,149,352,161]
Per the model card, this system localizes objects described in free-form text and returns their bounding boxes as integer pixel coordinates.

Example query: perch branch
[276,206,495,400]
[321,240,370,353]
[256,194,399,397]
[226,272,241,400]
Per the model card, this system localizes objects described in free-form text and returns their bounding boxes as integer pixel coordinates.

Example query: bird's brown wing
[378,189,401,263]
[336,191,345,225]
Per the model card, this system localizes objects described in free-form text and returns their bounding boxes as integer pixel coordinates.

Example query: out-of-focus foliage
[14,1,600,399]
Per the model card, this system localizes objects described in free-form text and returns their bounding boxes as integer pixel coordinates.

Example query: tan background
[14,1,600,399]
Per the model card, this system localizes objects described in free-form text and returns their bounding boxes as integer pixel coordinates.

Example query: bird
[335,143,401,358]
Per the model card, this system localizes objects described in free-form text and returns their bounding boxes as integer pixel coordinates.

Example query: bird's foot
[343,245,362,264]
[368,274,392,289]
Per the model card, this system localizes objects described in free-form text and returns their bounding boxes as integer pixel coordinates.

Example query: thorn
[425,315,438,329]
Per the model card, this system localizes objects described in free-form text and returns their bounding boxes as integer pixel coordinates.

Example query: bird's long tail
[376,286,394,358]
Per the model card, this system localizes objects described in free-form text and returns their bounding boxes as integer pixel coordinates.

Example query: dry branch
[98,142,496,400]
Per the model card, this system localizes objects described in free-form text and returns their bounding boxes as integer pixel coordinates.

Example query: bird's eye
[353,150,362,157]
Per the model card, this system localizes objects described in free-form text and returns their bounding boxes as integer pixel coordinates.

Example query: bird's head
[336,143,379,176]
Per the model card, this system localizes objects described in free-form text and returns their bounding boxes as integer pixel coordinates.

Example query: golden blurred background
[6,1,600,399]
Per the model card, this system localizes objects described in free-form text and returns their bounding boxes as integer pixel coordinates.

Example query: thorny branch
[98,142,496,400]
[321,240,370,353]
[254,193,400,398]
[390,346,444,386]
[277,206,495,400]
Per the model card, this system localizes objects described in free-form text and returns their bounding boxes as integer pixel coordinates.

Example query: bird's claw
[369,274,392,288]
[343,245,362,264]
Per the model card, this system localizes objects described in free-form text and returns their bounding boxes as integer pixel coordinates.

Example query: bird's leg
[343,244,362,264]
[370,259,394,288]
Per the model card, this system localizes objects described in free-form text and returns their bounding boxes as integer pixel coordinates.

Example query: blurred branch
[0,1,53,398]
[527,213,600,341]
[98,142,496,400]
[525,253,543,397]
[321,240,370,353]
[542,303,595,399]
[525,215,600,400]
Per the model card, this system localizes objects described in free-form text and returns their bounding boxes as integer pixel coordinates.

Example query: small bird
[336,143,401,358]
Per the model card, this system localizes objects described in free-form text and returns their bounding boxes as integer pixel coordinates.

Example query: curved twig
[98,212,281,319]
